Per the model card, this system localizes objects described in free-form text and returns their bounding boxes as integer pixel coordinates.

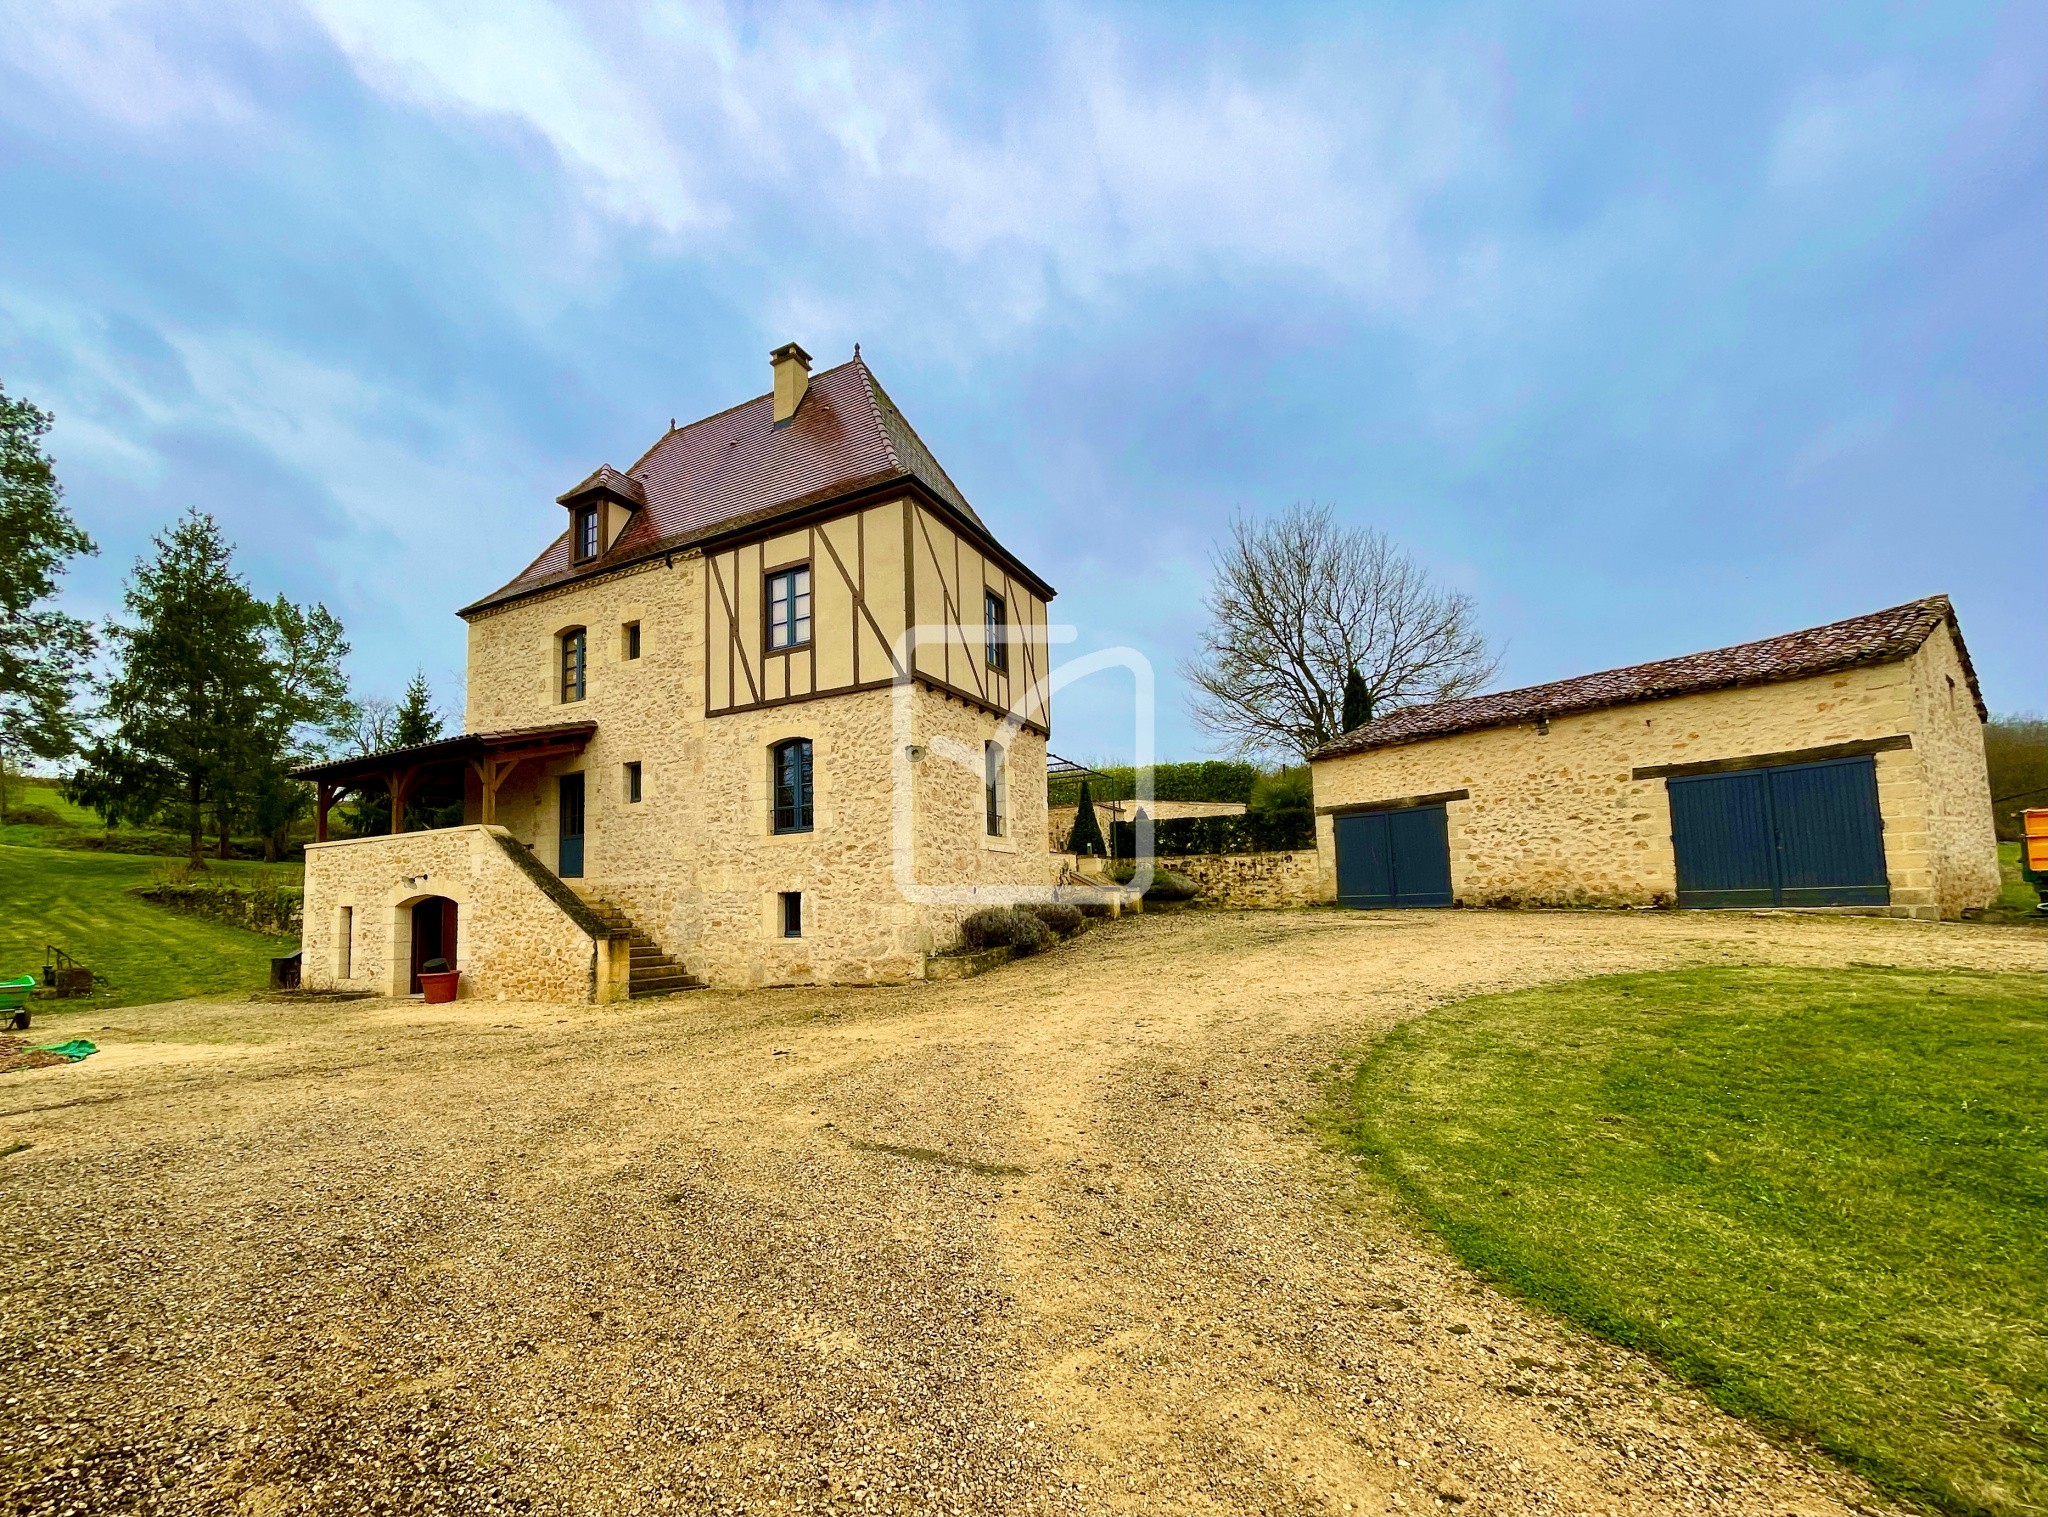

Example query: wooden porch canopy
[291,721,597,842]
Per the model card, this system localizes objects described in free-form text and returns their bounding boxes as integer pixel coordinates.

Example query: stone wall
[1904,623,2002,917]
[301,825,626,1002]
[1167,850,1321,908]
[1310,642,1999,919]
[459,547,1056,989]
[136,883,303,935]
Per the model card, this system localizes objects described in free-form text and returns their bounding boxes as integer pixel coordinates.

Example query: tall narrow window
[767,566,811,650]
[780,891,803,939]
[624,761,642,803]
[573,505,600,563]
[337,905,353,979]
[560,628,587,702]
[984,590,1008,672]
[623,620,641,660]
[985,740,1007,837]
[772,738,814,834]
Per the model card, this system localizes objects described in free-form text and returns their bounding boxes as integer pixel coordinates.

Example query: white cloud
[288,1,1496,317]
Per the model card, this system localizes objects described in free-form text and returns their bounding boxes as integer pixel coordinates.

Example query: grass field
[1336,966,2048,1517]
[1994,842,2042,921]
[0,844,301,1014]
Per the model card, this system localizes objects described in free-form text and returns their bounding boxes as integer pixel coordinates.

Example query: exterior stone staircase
[575,893,702,998]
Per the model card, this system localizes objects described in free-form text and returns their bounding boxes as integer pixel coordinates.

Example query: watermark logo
[888,624,1155,906]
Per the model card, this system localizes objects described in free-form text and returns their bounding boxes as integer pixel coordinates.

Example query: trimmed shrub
[1021,901,1084,937]
[1066,779,1107,857]
[958,906,1055,956]
[1142,869,1200,903]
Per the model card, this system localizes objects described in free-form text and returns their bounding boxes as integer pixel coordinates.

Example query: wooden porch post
[316,783,334,843]
[389,766,418,835]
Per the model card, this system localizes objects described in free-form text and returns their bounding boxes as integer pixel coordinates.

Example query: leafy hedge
[1047,760,1260,809]
[1109,812,1313,857]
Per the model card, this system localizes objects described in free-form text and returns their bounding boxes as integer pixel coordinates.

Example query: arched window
[771,738,813,834]
[984,740,1007,837]
[560,628,587,702]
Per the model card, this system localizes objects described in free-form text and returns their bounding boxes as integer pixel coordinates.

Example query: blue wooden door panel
[1335,805,1451,909]
[1669,770,1776,908]
[558,773,586,878]
[1769,756,1889,905]
[1388,806,1453,906]
[1335,812,1394,907]
[1669,755,1889,909]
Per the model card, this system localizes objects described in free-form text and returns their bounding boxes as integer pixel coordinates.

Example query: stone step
[629,972,701,997]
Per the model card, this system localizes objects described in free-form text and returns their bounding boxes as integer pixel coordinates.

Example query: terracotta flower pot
[418,970,460,1004]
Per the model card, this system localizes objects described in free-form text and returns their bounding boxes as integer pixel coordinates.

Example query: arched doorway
[408,896,458,994]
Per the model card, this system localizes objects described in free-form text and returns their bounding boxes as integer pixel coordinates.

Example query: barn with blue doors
[1308,597,2000,921]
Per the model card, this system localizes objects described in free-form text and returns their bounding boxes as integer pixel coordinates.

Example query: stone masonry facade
[302,826,630,1002]
[457,533,1052,989]
[1311,624,1998,920]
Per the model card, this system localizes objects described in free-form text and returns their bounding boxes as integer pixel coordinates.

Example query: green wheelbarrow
[1,974,34,1032]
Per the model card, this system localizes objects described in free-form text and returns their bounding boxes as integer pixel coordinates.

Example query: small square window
[623,621,641,660]
[624,762,642,803]
[780,891,803,939]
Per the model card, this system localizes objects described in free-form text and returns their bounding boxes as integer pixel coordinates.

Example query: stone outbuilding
[1308,597,1999,920]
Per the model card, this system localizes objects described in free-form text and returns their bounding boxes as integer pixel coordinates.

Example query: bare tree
[1181,504,1498,761]
[350,696,397,756]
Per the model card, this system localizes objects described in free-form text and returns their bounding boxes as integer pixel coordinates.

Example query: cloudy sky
[3,1,2042,760]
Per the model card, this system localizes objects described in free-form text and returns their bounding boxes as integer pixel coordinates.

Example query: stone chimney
[770,342,812,424]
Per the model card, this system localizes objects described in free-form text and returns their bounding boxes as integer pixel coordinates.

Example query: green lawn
[1994,842,2043,921]
[0,844,301,1013]
[1334,966,2048,1516]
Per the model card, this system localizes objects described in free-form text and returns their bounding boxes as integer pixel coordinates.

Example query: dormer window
[573,505,600,564]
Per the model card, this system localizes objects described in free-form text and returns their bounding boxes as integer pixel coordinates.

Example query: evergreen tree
[69,511,272,866]
[347,671,454,836]
[1067,779,1107,858]
[1341,666,1373,734]
[0,383,97,822]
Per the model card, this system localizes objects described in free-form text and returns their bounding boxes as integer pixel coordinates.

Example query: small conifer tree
[1341,666,1373,734]
[1067,779,1107,857]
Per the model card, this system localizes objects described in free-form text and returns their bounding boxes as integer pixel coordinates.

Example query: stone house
[1308,597,1999,919]
[295,344,1057,998]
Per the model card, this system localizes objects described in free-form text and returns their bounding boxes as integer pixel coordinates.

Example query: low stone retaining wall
[135,883,304,935]
[1169,850,1323,908]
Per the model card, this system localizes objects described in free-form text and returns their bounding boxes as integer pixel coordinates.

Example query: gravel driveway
[3,908,2040,1516]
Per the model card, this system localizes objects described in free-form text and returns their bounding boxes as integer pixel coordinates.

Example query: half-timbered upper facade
[297,345,1058,995]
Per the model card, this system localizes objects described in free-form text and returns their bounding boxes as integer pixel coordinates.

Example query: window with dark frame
[985,740,1006,837]
[771,738,814,834]
[573,505,600,563]
[560,628,587,702]
[984,589,1007,671]
[767,566,812,650]
[624,761,642,803]
[623,620,641,660]
[780,891,803,939]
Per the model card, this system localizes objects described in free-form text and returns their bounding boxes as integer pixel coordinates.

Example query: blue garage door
[1335,805,1452,909]
[1669,755,1888,909]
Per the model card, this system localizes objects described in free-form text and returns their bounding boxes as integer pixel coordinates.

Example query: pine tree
[1067,779,1107,858]
[69,511,271,867]
[1341,666,1373,734]
[0,383,97,822]
[393,670,443,748]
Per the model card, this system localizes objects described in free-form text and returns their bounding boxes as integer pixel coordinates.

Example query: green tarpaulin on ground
[34,1040,96,1062]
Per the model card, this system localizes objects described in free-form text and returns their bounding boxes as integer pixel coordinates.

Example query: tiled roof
[1312,596,1982,761]
[290,720,596,782]
[462,355,1002,616]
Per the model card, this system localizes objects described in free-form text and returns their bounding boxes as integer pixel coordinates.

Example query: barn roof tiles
[1312,596,1982,761]
[462,355,1001,616]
